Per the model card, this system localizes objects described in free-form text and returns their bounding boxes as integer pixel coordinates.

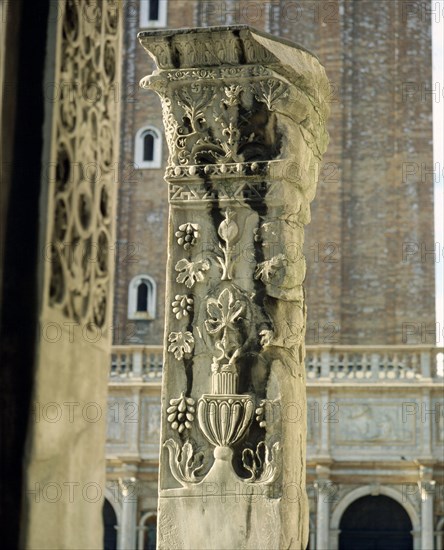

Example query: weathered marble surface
[139,25,330,550]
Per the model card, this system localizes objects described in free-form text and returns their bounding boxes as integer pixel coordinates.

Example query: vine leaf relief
[205,288,243,336]
[242,441,281,484]
[167,393,195,433]
[164,439,205,486]
[168,331,195,360]
[175,258,210,288]
[254,254,288,284]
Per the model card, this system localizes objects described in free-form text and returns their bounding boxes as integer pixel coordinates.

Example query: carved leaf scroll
[163,439,205,486]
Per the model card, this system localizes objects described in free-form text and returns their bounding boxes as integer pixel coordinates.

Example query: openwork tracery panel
[47,0,120,329]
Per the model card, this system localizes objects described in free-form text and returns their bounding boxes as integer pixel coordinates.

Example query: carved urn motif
[197,394,254,449]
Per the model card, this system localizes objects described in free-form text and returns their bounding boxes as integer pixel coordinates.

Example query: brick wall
[113,0,435,346]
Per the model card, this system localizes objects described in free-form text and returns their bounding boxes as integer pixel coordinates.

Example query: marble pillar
[139,25,330,550]
[118,477,138,550]
[315,465,332,550]
[420,466,435,550]
[315,480,331,550]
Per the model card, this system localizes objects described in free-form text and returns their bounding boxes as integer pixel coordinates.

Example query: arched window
[128,275,156,320]
[103,499,117,550]
[137,282,148,312]
[140,0,167,28]
[138,512,157,550]
[135,126,162,169]
[143,133,154,162]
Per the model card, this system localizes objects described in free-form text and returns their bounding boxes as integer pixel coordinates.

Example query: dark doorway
[103,499,117,550]
[144,514,157,550]
[339,495,413,550]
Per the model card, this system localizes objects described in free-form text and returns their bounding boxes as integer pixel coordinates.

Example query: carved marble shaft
[139,26,330,550]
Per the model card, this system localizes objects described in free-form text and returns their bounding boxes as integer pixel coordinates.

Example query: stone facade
[106,345,443,549]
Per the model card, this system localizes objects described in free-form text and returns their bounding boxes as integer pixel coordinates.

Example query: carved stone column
[419,466,435,550]
[139,26,330,550]
[315,478,332,550]
[118,477,138,550]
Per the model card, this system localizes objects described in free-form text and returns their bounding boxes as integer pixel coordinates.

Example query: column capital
[139,25,330,217]
[315,464,331,479]
[118,476,137,497]
[418,464,434,481]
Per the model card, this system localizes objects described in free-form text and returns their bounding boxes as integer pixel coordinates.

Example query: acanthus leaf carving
[241,441,281,484]
[163,438,205,486]
[251,79,289,111]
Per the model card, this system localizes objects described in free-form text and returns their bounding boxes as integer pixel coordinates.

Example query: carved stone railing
[305,345,441,381]
[110,345,163,381]
[110,345,442,382]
